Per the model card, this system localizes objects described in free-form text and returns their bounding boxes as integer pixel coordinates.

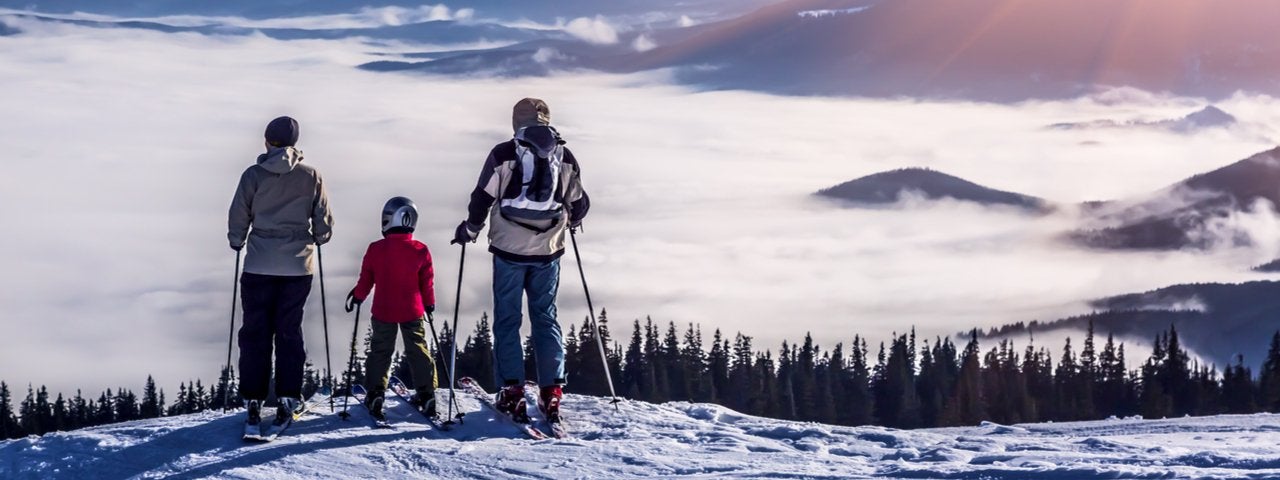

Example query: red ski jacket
[352,233,436,323]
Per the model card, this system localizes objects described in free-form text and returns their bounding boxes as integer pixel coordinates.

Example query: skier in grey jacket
[228,116,333,428]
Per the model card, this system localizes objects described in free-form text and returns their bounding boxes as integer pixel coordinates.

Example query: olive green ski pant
[363,318,438,397]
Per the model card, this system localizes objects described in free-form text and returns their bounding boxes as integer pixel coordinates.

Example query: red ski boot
[495,383,530,423]
[539,385,563,424]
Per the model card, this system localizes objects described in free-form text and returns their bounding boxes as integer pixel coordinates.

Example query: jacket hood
[514,125,564,158]
[257,146,303,174]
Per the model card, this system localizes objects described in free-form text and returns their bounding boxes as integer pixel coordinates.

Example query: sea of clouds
[2,11,1280,395]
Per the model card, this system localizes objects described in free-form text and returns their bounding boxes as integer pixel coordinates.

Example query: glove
[230,243,243,252]
[345,289,363,313]
[450,221,479,245]
[425,305,435,314]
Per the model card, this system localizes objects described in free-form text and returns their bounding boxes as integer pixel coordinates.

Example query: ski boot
[365,393,387,423]
[245,399,262,425]
[410,389,438,418]
[273,397,300,427]
[495,383,530,423]
[539,385,563,424]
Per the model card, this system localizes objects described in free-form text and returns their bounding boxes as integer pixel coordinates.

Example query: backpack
[499,126,568,229]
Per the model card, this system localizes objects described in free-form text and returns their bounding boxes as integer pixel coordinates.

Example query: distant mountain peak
[816,167,1048,211]
[1049,105,1237,132]
[1072,146,1280,250]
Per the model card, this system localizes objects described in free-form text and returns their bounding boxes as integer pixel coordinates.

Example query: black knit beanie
[264,116,299,147]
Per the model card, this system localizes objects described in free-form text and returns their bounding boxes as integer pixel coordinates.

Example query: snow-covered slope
[7,393,1280,478]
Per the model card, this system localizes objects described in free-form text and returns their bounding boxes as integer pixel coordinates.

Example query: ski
[247,388,332,442]
[350,385,394,429]
[242,420,264,442]
[522,382,571,439]
[387,376,452,431]
[457,377,548,440]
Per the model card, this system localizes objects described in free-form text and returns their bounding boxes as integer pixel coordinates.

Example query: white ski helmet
[381,196,418,233]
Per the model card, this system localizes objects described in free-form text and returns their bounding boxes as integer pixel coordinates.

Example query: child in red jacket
[344,197,438,420]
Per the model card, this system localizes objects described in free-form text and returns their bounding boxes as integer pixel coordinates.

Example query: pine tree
[52,394,68,432]
[141,376,161,419]
[214,365,238,410]
[1260,331,1280,411]
[1021,341,1051,423]
[813,351,838,424]
[872,334,920,428]
[778,342,798,419]
[19,385,38,435]
[683,324,711,402]
[461,314,495,391]
[115,388,140,421]
[643,319,668,402]
[754,351,780,418]
[707,330,730,404]
[71,390,89,431]
[1163,325,1193,416]
[1078,321,1098,418]
[35,386,53,434]
[664,322,688,400]
[169,383,188,416]
[823,343,847,425]
[1140,332,1172,419]
[1055,337,1081,421]
[0,382,17,439]
[916,339,943,426]
[729,333,755,411]
[523,334,538,386]
[1097,333,1128,417]
[942,330,985,426]
[96,391,115,425]
[622,320,646,399]
[1222,355,1257,414]
[846,336,874,426]
[301,362,321,400]
[571,311,616,397]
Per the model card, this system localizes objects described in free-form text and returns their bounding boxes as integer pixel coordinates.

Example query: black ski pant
[238,272,312,401]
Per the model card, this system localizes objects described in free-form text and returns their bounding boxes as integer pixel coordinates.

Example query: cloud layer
[1,15,1279,395]
[0,5,476,30]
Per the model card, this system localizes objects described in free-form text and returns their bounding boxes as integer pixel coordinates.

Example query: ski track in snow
[6,394,1280,479]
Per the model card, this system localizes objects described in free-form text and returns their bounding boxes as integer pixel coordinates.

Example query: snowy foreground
[6,393,1280,479]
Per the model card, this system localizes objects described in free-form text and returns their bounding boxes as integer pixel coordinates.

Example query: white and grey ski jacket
[465,126,589,263]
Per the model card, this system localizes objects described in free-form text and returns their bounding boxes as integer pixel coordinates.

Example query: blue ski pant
[492,256,565,387]
[238,273,311,401]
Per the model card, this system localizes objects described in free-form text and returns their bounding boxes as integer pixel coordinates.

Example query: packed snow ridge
[8,393,1280,479]
[797,7,871,19]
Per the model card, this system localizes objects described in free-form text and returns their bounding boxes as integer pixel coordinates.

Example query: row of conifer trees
[5,311,1280,438]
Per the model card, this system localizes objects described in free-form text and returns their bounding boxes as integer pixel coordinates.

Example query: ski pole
[570,229,621,411]
[444,243,466,426]
[426,312,463,419]
[339,304,362,420]
[223,250,242,413]
[317,244,335,412]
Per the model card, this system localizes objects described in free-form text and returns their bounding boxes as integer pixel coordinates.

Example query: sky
[1,12,1280,397]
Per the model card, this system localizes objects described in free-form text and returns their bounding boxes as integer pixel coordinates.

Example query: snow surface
[7,393,1280,479]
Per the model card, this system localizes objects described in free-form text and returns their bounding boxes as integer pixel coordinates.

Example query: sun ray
[927,0,1024,83]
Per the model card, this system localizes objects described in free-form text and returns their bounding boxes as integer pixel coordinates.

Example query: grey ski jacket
[228,146,334,276]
